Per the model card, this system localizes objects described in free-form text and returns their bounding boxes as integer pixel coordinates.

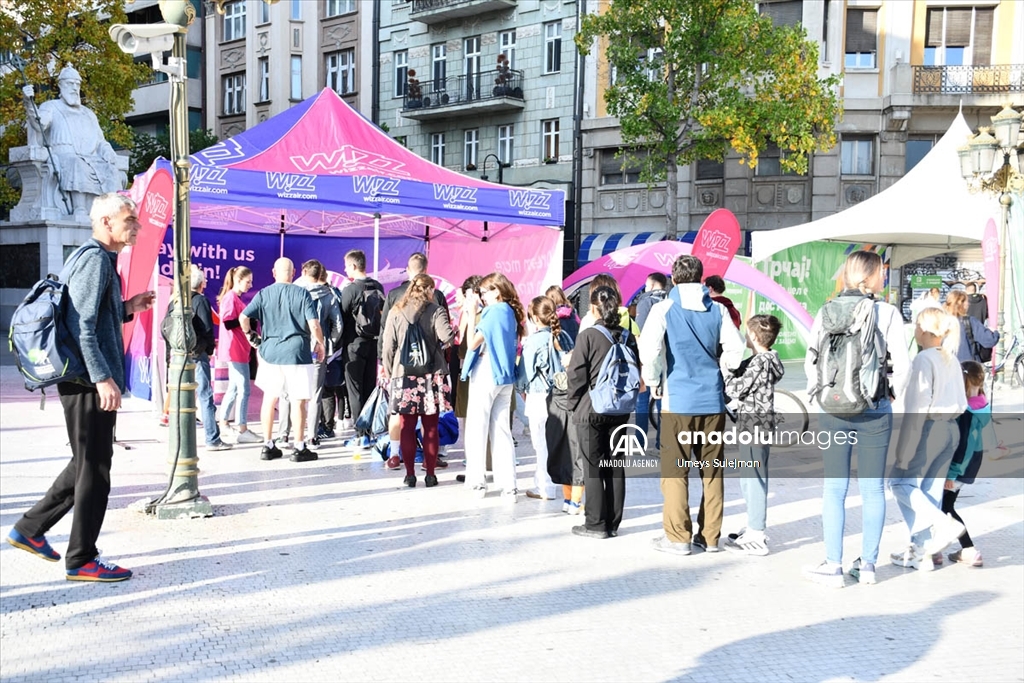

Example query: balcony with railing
[409,0,517,25]
[402,70,526,121]
[885,63,1024,111]
[913,64,1024,94]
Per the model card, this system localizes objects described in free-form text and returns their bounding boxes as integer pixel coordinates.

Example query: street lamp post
[110,0,212,518]
[479,153,509,184]
[958,104,1024,387]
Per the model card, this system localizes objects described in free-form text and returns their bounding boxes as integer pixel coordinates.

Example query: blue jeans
[888,419,958,547]
[635,389,661,448]
[195,353,221,446]
[820,400,892,565]
[217,361,250,428]
[738,442,771,532]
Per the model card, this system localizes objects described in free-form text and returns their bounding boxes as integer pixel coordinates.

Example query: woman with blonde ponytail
[216,265,257,442]
[888,307,968,573]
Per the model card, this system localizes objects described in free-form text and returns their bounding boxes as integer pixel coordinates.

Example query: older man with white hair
[240,258,326,462]
[7,193,154,582]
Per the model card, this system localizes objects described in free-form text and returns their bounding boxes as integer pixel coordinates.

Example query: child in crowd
[941,360,992,567]
[723,315,784,556]
[516,296,574,501]
[889,307,968,573]
[461,273,527,500]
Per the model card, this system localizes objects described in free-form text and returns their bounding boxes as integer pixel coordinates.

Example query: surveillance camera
[108,23,179,56]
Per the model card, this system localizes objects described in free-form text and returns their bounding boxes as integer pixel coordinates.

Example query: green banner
[910,274,944,289]
[755,243,891,360]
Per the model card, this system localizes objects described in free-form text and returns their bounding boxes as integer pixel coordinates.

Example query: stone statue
[20,65,128,219]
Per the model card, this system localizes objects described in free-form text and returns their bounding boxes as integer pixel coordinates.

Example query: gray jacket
[65,239,130,392]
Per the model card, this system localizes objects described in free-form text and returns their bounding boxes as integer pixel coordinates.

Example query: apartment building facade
[378,0,580,270]
[203,0,373,140]
[579,0,1024,262]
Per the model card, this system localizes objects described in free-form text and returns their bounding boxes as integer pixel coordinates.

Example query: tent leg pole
[373,212,380,277]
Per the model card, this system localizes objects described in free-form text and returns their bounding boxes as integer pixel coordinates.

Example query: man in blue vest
[639,255,745,556]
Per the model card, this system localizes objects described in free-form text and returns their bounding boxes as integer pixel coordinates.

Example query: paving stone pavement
[1,362,1022,682]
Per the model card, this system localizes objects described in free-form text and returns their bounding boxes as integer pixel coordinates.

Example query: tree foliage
[0,0,150,212]
[129,128,220,178]
[576,0,841,236]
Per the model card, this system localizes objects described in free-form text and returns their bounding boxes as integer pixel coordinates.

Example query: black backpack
[399,313,434,375]
[353,283,385,339]
[962,317,993,363]
[8,244,99,394]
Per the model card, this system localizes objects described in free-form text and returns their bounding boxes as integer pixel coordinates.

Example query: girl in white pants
[460,273,527,500]
[517,296,573,500]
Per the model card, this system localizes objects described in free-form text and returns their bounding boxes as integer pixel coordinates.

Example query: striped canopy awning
[577,231,698,267]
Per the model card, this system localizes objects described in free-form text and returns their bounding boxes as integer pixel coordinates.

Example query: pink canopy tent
[132,88,565,300]
[563,240,814,336]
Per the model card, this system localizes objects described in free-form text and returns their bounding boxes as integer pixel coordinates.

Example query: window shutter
[845,9,877,54]
[945,8,972,46]
[760,1,803,28]
[926,9,943,48]
[973,8,993,66]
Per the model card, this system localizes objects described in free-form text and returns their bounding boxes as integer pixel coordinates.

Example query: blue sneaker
[7,528,60,562]
[66,557,132,582]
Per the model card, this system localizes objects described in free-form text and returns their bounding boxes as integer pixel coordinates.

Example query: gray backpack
[809,294,887,415]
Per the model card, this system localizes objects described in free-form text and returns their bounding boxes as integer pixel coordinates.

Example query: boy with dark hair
[704,275,742,330]
[340,249,385,448]
[723,314,784,556]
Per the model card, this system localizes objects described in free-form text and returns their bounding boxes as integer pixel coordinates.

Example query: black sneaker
[310,437,321,447]
[290,447,318,463]
[260,445,283,461]
[424,474,439,487]
[693,534,721,553]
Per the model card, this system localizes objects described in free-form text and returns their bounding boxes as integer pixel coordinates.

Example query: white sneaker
[802,561,844,588]
[890,545,934,572]
[724,530,769,556]
[923,514,966,556]
[566,500,583,515]
[849,558,877,585]
[340,418,354,431]
[471,484,487,499]
[501,489,518,504]
[235,430,261,444]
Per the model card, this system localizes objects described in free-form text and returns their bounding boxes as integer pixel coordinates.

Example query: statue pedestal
[7,145,129,225]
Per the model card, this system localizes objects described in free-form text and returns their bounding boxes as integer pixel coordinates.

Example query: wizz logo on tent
[266,172,318,198]
[508,190,551,215]
[353,176,402,200]
[291,146,411,177]
[192,139,245,166]
[433,184,478,207]
[191,167,228,195]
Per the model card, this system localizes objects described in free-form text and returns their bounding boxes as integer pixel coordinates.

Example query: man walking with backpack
[7,193,154,582]
[341,250,386,449]
[640,255,745,556]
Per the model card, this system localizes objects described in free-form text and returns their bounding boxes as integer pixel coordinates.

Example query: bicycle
[988,326,1024,388]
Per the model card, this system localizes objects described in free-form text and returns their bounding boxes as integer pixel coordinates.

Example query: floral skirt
[389,371,452,416]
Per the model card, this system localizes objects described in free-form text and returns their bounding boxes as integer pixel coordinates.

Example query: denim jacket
[515,327,573,394]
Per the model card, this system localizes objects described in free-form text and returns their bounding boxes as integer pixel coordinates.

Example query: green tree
[0,0,150,212]
[576,0,841,238]
[129,128,220,178]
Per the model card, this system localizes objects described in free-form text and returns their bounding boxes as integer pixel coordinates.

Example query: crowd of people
[4,192,1006,585]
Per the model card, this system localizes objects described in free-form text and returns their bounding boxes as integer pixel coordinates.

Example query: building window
[758,0,802,27]
[258,0,270,25]
[223,0,245,41]
[465,36,481,99]
[292,27,301,49]
[290,55,302,100]
[696,158,724,180]
[394,50,408,98]
[186,46,202,79]
[432,43,447,92]
[431,133,445,166]
[222,73,245,115]
[925,7,994,67]
[841,136,874,175]
[905,137,934,173]
[326,49,356,95]
[258,57,269,102]
[755,143,800,176]
[499,29,517,70]
[600,149,653,185]
[498,124,514,164]
[290,0,301,20]
[544,22,561,73]
[326,0,356,17]
[845,9,877,68]
[464,129,479,169]
[542,119,560,161]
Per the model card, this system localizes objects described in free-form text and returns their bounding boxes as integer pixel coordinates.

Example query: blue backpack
[8,243,99,395]
[589,326,641,415]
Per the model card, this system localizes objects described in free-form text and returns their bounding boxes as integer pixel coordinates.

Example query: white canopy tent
[752,112,997,268]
